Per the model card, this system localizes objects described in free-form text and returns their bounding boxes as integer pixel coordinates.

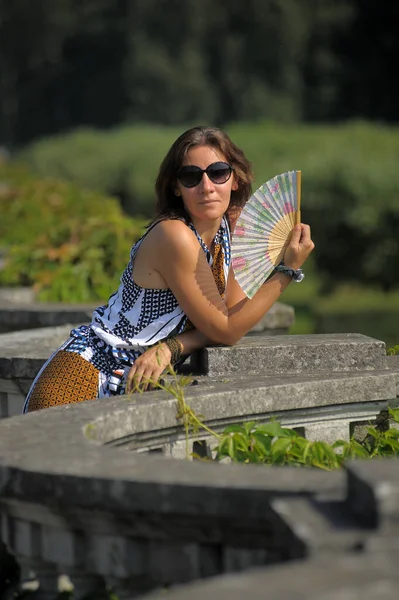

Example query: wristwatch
[275,264,305,283]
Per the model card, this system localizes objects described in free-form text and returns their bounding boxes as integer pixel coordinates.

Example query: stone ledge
[0,330,398,598]
[88,370,397,446]
[141,551,399,600]
[0,330,389,380]
[0,303,94,333]
[346,459,399,530]
[192,333,388,376]
[0,399,343,513]
[387,354,399,394]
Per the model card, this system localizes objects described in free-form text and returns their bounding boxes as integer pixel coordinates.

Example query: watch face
[293,270,305,282]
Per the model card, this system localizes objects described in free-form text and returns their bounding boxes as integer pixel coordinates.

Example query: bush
[0,164,147,302]
[18,125,182,217]
[19,121,399,290]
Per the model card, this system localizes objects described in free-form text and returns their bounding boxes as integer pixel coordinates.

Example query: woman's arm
[175,327,214,354]
[126,221,313,392]
[153,220,314,346]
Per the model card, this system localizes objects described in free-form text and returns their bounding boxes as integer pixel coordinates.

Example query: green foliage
[19,125,178,216]
[215,407,399,469]
[20,121,399,291]
[0,164,147,302]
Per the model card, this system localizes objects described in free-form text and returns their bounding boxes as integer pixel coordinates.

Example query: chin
[201,202,227,216]
[198,209,223,221]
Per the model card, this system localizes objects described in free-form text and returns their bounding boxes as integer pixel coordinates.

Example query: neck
[190,216,223,249]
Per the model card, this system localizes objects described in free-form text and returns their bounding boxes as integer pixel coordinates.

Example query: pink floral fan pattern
[231,170,301,299]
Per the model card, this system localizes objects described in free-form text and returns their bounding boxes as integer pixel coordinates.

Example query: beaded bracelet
[164,336,183,365]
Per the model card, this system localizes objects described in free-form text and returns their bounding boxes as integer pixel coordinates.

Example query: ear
[231,178,239,191]
[175,188,181,197]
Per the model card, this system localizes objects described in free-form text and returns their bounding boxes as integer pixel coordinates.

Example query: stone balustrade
[0,294,294,335]
[143,547,399,600]
[1,322,399,598]
[0,297,293,417]
[1,327,398,447]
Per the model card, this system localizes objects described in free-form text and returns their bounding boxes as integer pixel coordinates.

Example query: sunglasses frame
[177,161,234,188]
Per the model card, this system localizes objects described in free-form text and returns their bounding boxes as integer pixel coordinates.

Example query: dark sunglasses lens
[207,162,232,183]
[178,167,202,187]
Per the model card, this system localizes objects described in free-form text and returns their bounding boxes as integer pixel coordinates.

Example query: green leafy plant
[0,164,147,302]
[215,408,399,469]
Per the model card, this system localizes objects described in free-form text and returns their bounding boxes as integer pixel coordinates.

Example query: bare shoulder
[146,219,199,253]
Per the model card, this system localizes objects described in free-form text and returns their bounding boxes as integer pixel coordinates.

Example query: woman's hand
[126,343,171,393]
[283,224,315,270]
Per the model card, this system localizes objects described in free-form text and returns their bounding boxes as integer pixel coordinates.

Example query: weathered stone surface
[0,302,93,333]
[387,354,399,395]
[0,330,388,381]
[0,325,72,378]
[2,330,395,439]
[85,370,397,448]
[0,400,343,514]
[0,326,399,598]
[142,551,399,600]
[191,333,388,376]
[0,287,35,304]
[345,459,399,530]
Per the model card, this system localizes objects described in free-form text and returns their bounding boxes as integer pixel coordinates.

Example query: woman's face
[175,145,237,224]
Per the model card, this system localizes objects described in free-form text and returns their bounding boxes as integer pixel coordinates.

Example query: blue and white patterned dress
[24,216,231,409]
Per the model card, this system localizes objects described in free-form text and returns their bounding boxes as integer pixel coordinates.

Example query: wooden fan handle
[295,170,301,225]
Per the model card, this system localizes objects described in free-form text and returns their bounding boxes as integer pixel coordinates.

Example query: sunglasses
[177,161,234,188]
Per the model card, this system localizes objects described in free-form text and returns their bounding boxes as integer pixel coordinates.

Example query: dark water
[315,310,399,350]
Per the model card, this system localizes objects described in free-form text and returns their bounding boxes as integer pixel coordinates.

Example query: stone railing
[0,297,293,417]
[1,324,399,598]
[143,533,399,600]
[1,326,398,445]
[0,294,294,335]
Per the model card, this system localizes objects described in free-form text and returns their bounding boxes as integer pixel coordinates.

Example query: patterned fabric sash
[211,242,226,300]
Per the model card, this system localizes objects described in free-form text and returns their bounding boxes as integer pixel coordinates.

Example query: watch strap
[275,264,305,283]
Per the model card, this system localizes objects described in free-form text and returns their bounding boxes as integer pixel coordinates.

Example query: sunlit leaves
[214,410,399,470]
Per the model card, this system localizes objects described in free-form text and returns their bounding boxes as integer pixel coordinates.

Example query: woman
[24,126,314,412]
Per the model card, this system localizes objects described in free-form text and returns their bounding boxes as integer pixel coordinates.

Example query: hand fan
[231,170,301,299]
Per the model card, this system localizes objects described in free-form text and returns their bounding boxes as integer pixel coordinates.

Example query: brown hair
[154,126,254,223]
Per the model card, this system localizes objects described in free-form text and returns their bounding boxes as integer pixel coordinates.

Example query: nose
[199,171,214,193]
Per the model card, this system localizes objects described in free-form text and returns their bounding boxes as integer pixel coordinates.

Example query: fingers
[283,222,314,270]
[292,223,314,250]
[127,371,148,393]
[125,343,173,394]
[290,224,302,245]
[127,369,152,393]
[291,223,312,245]
[126,363,166,393]
[299,223,313,247]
